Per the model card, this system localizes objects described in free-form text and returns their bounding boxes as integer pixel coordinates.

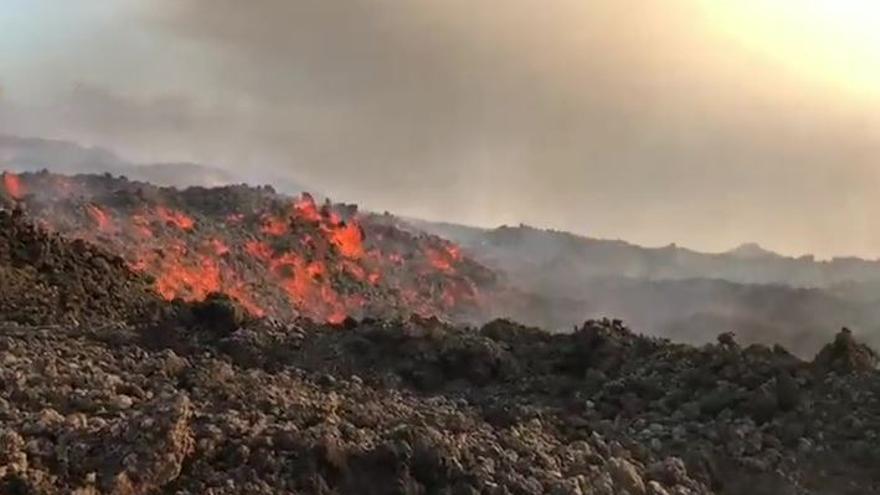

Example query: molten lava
[152,247,222,302]
[156,206,195,231]
[3,172,23,200]
[208,239,230,256]
[261,215,288,236]
[425,243,464,274]
[330,222,364,259]
[86,204,113,232]
[294,193,323,222]
[5,173,497,324]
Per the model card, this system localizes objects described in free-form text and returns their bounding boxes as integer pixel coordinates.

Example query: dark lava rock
[0,209,162,326]
[190,292,248,336]
[813,328,878,374]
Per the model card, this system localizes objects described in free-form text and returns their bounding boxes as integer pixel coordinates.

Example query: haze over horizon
[2,1,880,259]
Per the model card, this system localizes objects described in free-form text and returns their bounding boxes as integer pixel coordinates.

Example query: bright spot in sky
[701,0,880,101]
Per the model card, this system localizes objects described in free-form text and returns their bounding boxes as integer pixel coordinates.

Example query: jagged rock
[0,209,162,326]
[190,292,247,335]
[609,457,646,495]
[775,371,800,411]
[813,328,878,374]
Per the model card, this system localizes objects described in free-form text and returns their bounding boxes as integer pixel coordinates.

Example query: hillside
[409,221,880,355]
[0,135,308,193]
[412,221,880,288]
[1,171,879,494]
[1,171,496,324]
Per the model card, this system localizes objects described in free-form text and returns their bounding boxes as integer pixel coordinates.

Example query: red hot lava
[2,172,24,200]
[4,173,497,324]
[86,204,113,232]
[156,206,195,231]
[294,193,323,222]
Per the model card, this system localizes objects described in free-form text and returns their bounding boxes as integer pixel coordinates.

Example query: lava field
[1,171,497,324]
[1,170,879,494]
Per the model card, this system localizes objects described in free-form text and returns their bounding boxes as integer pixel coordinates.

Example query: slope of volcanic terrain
[0,208,163,326]
[1,171,880,494]
[410,221,880,356]
[1,170,496,324]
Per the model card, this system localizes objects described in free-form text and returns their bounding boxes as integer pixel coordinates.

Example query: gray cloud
[2,1,880,258]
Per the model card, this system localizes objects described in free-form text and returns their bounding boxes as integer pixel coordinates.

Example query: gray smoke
[2,0,880,257]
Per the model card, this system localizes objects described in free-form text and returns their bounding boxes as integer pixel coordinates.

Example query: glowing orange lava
[8,173,490,325]
[131,214,154,238]
[294,193,322,222]
[156,206,195,231]
[86,204,113,232]
[427,248,455,273]
[245,240,274,261]
[208,238,230,256]
[261,215,288,236]
[330,221,364,259]
[153,248,222,301]
[224,283,266,317]
[2,172,23,200]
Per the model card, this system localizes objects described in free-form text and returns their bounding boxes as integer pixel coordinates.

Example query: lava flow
[2,171,498,324]
[2,172,24,200]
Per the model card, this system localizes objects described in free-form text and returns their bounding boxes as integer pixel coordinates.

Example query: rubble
[0,323,715,494]
[0,208,162,326]
[2,312,878,493]
[813,327,878,374]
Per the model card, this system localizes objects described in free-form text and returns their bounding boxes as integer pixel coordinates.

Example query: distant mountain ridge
[410,220,880,289]
[726,242,781,260]
[0,135,309,193]
[404,220,880,355]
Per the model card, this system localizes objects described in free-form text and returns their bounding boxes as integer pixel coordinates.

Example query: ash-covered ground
[1,175,879,494]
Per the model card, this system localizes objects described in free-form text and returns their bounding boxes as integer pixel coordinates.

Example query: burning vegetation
[1,170,496,323]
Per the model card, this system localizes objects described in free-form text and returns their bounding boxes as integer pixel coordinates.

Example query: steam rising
[2,0,880,258]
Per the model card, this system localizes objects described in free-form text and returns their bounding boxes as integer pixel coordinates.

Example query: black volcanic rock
[813,328,879,374]
[0,208,162,326]
[1,314,879,493]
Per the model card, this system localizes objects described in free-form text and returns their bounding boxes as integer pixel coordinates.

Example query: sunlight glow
[700,0,880,101]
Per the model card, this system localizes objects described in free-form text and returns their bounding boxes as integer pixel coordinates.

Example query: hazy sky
[2,0,880,258]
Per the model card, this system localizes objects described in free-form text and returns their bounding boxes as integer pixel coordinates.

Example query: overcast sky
[1,0,879,258]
